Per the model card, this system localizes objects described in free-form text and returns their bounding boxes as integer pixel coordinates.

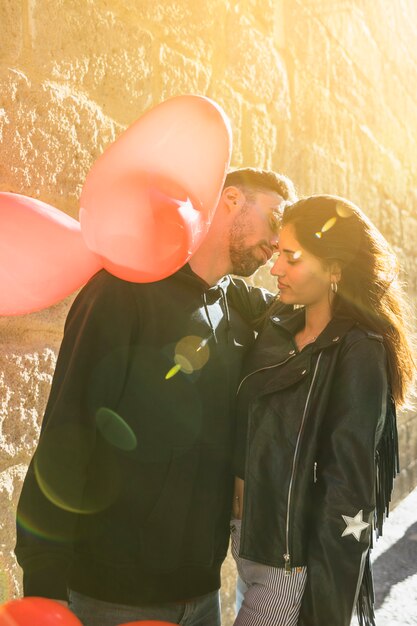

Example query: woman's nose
[270,255,284,276]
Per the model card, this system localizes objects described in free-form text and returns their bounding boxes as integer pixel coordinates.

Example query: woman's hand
[233,476,245,519]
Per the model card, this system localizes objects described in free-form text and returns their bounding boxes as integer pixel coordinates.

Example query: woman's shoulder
[343,322,384,345]
[337,322,387,372]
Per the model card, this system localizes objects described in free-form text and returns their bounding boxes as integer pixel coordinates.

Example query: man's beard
[229,207,262,276]
[229,243,263,276]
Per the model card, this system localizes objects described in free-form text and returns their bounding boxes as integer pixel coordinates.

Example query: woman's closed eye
[284,251,303,265]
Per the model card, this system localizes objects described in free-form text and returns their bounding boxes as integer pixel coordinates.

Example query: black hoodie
[15,265,271,605]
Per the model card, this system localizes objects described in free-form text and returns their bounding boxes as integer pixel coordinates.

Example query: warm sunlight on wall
[1,1,416,617]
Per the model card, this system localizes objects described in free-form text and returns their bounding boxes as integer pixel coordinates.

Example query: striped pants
[231,519,307,626]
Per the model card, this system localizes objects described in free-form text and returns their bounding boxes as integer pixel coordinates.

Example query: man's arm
[15,271,140,600]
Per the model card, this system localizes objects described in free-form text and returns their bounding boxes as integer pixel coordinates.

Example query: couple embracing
[16,168,414,626]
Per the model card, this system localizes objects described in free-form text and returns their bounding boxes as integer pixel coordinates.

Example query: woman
[231,195,415,626]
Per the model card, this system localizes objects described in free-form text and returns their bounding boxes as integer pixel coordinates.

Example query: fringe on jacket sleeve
[356,394,399,626]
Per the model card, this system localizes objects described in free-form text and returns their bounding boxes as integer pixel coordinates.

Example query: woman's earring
[331,281,338,294]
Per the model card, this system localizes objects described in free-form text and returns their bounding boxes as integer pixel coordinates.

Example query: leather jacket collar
[269,306,357,351]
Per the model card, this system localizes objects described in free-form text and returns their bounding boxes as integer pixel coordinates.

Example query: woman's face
[271,223,334,306]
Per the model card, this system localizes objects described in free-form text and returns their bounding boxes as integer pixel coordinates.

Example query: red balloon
[0,192,101,315]
[80,95,232,282]
[0,96,231,315]
[0,597,82,625]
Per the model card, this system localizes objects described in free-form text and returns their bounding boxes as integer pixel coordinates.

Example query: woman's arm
[233,476,245,519]
[298,335,388,626]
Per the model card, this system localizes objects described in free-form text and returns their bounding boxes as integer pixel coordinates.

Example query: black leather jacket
[234,307,398,626]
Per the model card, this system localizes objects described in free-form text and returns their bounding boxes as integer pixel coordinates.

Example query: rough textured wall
[279,0,417,503]
[1,0,416,620]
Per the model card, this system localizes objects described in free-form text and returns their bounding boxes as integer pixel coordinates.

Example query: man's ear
[222,185,244,212]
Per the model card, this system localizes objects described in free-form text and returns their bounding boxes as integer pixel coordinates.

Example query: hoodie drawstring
[219,287,231,344]
[202,291,218,344]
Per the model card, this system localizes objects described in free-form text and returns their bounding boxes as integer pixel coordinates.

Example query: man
[15,168,296,626]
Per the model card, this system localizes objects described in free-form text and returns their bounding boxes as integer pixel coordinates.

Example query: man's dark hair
[223,167,297,203]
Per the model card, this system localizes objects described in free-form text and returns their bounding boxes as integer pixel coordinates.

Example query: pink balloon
[0,597,82,626]
[0,193,101,315]
[0,96,231,314]
[80,95,232,282]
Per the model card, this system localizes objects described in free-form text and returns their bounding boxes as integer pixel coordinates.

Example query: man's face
[229,190,285,276]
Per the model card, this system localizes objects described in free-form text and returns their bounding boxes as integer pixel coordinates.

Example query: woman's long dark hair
[281,194,415,406]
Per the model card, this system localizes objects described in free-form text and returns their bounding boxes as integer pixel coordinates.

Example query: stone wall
[1,0,416,620]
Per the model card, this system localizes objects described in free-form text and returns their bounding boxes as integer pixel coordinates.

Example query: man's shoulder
[68,270,142,326]
[80,269,156,300]
[84,269,133,291]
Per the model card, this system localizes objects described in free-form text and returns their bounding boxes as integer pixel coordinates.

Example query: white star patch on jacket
[341,509,370,542]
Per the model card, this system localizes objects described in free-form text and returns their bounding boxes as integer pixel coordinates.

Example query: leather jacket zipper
[284,351,323,574]
[236,353,297,396]
[237,351,297,570]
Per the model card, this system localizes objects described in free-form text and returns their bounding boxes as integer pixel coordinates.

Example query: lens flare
[16,507,74,543]
[175,335,210,371]
[95,407,137,451]
[315,216,337,238]
[321,216,337,232]
[165,363,182,379]
[196,336,209,351]
[174,353,193,375]
[34,422,121,514]
[335,202,354,218]
[165,335,210,379]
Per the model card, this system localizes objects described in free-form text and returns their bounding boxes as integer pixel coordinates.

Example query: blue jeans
[68,588,221,626]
